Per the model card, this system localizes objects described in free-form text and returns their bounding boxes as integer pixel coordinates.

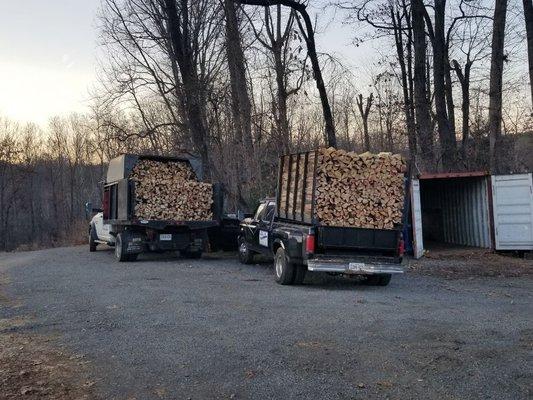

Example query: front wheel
[89,226,97,252]
[238,238,254,264]
[274,247,295,285]
[365,274,392,286]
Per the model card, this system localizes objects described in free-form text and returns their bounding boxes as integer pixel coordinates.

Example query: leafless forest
[1,0,532,250]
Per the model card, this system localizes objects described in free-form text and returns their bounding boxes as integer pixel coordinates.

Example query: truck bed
[316,226,400,255]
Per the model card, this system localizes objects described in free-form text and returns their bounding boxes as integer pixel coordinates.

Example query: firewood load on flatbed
[130,159,213,221]
[278,147,407,229]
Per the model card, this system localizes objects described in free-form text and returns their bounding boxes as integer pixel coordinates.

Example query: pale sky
[0,1,373,126]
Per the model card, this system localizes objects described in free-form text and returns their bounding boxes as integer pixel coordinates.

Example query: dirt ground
[0,274,96,399]
[409,247,533,279]
[0,246,532,399]
[0,320,97,400]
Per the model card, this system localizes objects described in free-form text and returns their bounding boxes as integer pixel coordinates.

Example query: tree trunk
[296,13,336,147]
[224,0,256,207]
[271,6,291,154]
[356,93,373,151]
[273,48,291,154]
[488,0,508,173]
[224,0,254,155]
[412,0,434,167]
[163,0,211,177]
[523,0,533,108]
[452,59,472,151]
[391,5,417,163]
[432,0,456,169]
[444,55,456,137]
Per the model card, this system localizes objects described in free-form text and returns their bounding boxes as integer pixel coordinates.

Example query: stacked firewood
[315,147,407,229]
[130,160,213,221]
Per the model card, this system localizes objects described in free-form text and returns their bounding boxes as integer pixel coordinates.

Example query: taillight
[398,237,405,257]
[306,233,315,254]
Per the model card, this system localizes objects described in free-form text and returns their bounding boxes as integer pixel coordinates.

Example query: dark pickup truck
[238,150,407,286]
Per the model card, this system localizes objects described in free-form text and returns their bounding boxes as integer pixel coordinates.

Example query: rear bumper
[306,258,404,275]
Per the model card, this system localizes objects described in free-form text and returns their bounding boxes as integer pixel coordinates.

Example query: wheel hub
[275,255,283,278]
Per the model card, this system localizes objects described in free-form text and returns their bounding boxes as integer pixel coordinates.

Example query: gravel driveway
[1,246,532,399]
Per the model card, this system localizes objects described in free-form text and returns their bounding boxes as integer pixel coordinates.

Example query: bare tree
[247,5,302,153]
[223,0,254,157]
[356,93,374,151]
[163,0,212,174]
[337,0,417,160]
[450,7,492,151]
[240,0,337,147]
[412,0,434,167]
[488,0,508,172]
[424,0,456,168]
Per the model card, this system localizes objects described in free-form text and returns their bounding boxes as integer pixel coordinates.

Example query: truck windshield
[262,203,275,222]
[254,203,267,220]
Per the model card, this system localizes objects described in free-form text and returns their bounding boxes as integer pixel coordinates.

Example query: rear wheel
[89,225,97,252]
[115,233,137,262]
[274,247,295,285]
[365,274,392,286]
[238,238,254,264]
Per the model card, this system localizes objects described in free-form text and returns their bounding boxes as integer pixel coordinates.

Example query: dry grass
[14,220,88,252]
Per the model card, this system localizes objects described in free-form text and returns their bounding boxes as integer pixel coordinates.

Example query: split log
[130,160,213,221]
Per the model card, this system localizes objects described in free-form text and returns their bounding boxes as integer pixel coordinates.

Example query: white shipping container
[491,174,533,250]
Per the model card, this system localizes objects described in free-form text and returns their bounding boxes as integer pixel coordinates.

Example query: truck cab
[88,211,115,251]
[238,199,276,259]
[239,199,405,286]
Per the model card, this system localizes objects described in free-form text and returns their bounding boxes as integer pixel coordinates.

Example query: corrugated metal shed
[420,176,491,248]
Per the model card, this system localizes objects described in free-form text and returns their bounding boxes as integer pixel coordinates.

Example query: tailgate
[316,226,400,252]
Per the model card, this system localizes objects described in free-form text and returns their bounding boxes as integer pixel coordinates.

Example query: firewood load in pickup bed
[315,148,406,229]
[130,159,213,221]
[278,147,407,229]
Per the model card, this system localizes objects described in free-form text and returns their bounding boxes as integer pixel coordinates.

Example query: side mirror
[85,202,102,220]
[85,202,92,217]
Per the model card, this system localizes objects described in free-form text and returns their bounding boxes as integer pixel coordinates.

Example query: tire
[182,250,202,259]
[89,225,97,252]
[365,274,392,286]
[274,247,295,285]
[114,233,132,262]
[293,264,307,285]
[238,238,254,264]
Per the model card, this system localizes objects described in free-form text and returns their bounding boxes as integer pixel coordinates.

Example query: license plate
[160,234,172,241]
[348,262,365,271]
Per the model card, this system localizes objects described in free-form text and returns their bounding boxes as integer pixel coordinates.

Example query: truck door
[242,202,266,251]
[255,201,276,254]
[491,173,533,250]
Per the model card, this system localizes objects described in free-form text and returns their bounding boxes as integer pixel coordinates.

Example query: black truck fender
[271,238,286,255]
[271,230,306,265]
